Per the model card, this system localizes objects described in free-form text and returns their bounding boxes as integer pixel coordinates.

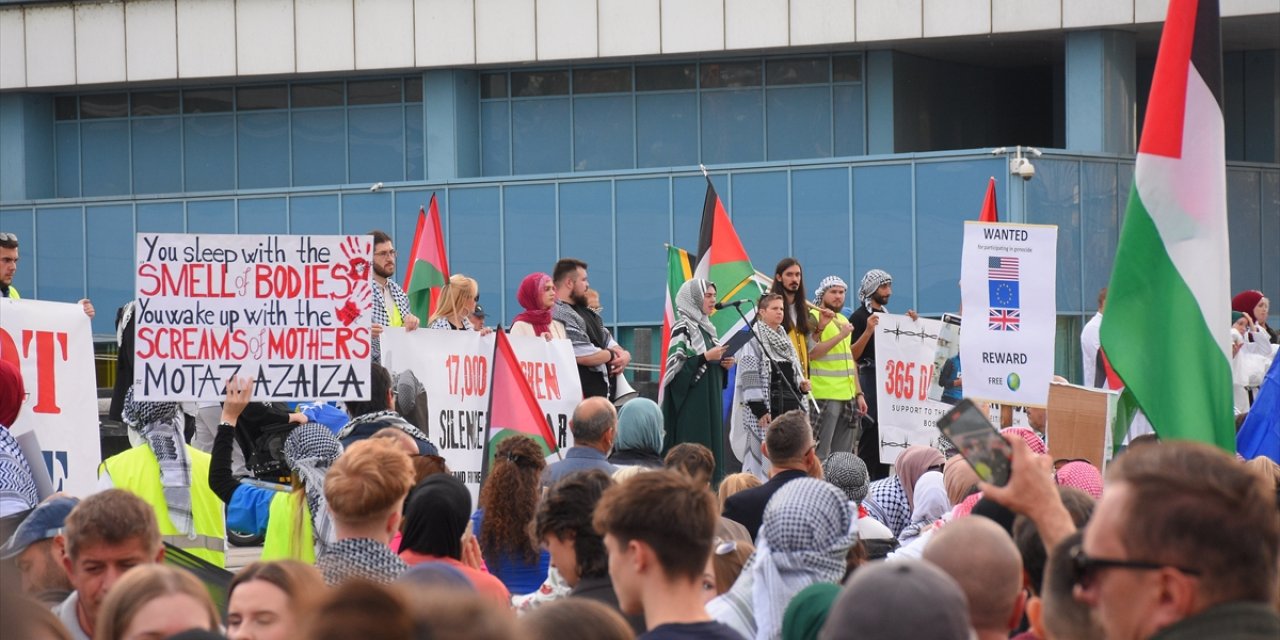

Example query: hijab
[781,583,840,640]
[615,398,664,455]
[400,474,471,559]
[661,279,720,390]
[895,445,945,509]
[942,456,981,506]
[1232,290,1263,318]
[283,423,344,551]
[908,471,950,525]
[0,360,22,427]
[513,273,554,336]
[121,387,193,536]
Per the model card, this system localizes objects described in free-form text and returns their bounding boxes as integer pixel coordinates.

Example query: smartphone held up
[936,398,1012,486]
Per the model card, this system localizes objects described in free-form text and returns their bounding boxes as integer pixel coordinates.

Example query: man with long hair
[770,258,810,377]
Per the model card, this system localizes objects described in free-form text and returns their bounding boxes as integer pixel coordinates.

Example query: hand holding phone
[936,398,1012,486]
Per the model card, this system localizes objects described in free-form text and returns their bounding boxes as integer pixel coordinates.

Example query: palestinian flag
[403,193,450,320]
[693,176,766,337]
[481,330,560,480]
[1100,0,1234,451]
[658,244,695,402]
[979,177,998,222]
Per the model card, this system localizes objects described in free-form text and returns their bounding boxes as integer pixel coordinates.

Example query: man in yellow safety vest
[807,276,867,460]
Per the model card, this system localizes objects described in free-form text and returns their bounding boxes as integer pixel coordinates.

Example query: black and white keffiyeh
[858,269,892,307]
[863,475,911,537]
[371,280,412,363]
[823,452,870,503]
[316,537,409,586]
[736,322,807,450]
[714,478,855,640]
[122,388,193,536]
[661,279,720,390]
[334,410,432,444]
[283,423,343,551]
[812,276,848,306]
[0,427,38,514]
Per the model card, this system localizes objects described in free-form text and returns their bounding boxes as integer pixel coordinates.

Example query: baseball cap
[471,304,486,318]
[820,560,972,640]
[0,496,79,560]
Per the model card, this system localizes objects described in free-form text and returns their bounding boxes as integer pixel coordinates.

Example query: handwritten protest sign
[381,329,581,503]
[133,234,373,401]
[0,299,100,496]
[875,315,951,464]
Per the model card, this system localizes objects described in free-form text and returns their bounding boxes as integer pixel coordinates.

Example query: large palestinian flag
[693,176,765,337]
[403,193,450,320]
[1100,0,1234,451]
[481,330,560,480]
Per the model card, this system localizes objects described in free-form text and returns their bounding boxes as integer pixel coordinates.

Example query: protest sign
[959,222,1058,407]
[381,329,581,502]
[875,315,951,464]
[133,233,373,401]
[0,299,101,496]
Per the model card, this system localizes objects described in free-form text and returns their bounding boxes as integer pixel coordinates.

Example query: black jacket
[721,469,809,541]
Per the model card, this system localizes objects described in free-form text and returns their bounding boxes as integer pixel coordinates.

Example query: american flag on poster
[988,256,1020,332]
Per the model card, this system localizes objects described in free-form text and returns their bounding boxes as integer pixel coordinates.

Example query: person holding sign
[369,230,420,364]
[849,269,917,480]
[662,279,735,483]
[807,276,867,460]
[429,275,492,336]
[0,233,94,318]
[734,293,809,478]
[510,272,566,340]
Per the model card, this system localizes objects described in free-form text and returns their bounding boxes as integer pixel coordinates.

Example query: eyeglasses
[1068,544,1200,589]
[374,250,397,258]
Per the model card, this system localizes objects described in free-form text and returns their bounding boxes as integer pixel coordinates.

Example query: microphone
[714,299,750,311]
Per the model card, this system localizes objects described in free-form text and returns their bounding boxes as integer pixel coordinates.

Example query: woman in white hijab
[661,279,735,482]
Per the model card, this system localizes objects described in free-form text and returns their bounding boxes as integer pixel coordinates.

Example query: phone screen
[936,398,1012,486]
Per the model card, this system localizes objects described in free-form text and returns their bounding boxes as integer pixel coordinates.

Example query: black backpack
[230,403,297,483]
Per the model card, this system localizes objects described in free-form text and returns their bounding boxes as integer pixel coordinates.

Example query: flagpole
[479,331,501,484]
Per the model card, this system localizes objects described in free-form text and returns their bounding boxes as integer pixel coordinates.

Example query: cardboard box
[1046,382,1117,471]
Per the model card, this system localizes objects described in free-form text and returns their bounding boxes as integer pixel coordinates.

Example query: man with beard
[552,258,631,400]
[368,230,421,364]
[770,258,811,376]
[848,269,915,479]
[807,276,866,459]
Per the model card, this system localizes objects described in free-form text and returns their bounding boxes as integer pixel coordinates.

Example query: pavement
[225,544,264,572]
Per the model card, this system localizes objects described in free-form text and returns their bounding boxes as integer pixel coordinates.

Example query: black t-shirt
[640,621,746,640]
[849,305,882,365]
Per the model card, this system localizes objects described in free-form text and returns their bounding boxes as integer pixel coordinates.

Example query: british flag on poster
[989,308,1020,331]
[988,256,1021,331]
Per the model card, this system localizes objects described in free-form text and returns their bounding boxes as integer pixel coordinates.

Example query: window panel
[1025,159,1082,314]
[833,85,866,157]
[186,200,235,233]
[237,85,288,111]
[131,117,182,194]
[1227,169,1262,294]
[792,168,852,292]
[349,106,405,184]
[184,115,235,192]
[730,172,790,271]
[80,120,130,197]
[766,58,828,86]
[701,61,762,89]
[480,73,508,99]
[348,79,402,106]
[131,91,180,117]
[573,95,634,172]
[405,104,424,181]
[86,205,134,334]
[700,90,763,165]
[672,174,727,251]
[573,68,631,94]
[558,181,615,322]
[853,165,914,311]
[0,209,35,296]
[636,64,696,92]
[833,55,863,83]
[55,122,80,198]
[136,202,185,234]
[502,184,557,323]
[512,99,570,175]
[511,71,569,97]
[767,86,832,161]
[405,76,423,103]
[80,93,128,119]
[289,195,340,235]
[615,178,670,323]
[1080,162,1118,312]
[55,96,77,120]
[237,198,288,234]
[393,190,442,278]
[36,207,84,306]
[341,192,393,236]
[291,109,346,186]
[446,187,503,321]
[1261,172,1280,317]
[183,88,233,114]
[238,112,290,189]
[481,102,511,176]
[292,83,345,108]
[636,93,697,169]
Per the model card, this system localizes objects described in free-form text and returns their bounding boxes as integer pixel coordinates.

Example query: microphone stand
[728,303,810,418]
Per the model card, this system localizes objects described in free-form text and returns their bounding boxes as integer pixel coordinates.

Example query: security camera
[370,182,384,192]
[1011,157,1035,181]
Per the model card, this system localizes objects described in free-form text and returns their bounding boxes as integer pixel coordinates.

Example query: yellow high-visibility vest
[261,490,316,563]
[807,308,859,401]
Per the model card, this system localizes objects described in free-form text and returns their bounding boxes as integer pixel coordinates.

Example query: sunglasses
[1068,544,1200,589]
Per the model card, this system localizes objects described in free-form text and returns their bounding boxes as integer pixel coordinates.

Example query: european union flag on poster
[988,257,1020,308]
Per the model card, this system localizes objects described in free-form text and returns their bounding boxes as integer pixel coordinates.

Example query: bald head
[923,516,1024,635]
[571,397,617,447]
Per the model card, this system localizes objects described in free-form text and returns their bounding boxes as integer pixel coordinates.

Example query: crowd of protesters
[1,231,1278,640]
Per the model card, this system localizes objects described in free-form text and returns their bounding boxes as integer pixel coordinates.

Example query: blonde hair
[230,560,325,622]
[717,472,762,513]
[324,438,415,526]
[95,565,220,640]
[429,275,479,325]
[611,465,650,483]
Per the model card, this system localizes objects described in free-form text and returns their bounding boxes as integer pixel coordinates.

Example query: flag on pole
[693,174,766,338]
[1100,0,1234,451]
[658,244,695,402]
[979,177,999,222]
[403,193,450,320]
[481,330,560,480]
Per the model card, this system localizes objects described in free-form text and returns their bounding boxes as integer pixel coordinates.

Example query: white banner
[0,299,101,496]
[133,233,373,401]
[381,329,581,503]
[960,222,1058,407]
[874,315,951,465]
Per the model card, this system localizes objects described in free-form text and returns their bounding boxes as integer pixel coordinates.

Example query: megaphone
[613,372,639,408]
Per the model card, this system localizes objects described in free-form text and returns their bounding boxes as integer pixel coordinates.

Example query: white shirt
[1081,312,1103,388]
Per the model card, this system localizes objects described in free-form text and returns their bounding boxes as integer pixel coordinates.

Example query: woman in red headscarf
[1233,290,1278,345]
[509,273,566,340]
[0,360,39,516]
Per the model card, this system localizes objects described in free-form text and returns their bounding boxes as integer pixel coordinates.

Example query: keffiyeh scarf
[0,427,38,514]
[812,276,848,307]
[858,269,892,306]
[1056,461,1103,499]
[371,279,412,363]
[284,423,344,551]
[317,537,409,586]
[335,410,432,444]
[122,387,193,536]
[863,476,911,537]
[661,279,720,390]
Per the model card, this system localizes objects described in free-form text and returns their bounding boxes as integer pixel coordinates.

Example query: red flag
[403,193,450,319]
[481,331,559,480]
[979,177,999,222]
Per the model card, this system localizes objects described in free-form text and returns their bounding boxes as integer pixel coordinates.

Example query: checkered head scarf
[824,452,869,503]
[284,423,343,551]
[1055,461,1103,500]
[122,386,193,536]
[859,269,893,304]
[812,276,848,307]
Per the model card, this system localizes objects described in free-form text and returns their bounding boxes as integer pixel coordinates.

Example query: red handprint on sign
[335,280,372,327]
[340,236,372,284]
